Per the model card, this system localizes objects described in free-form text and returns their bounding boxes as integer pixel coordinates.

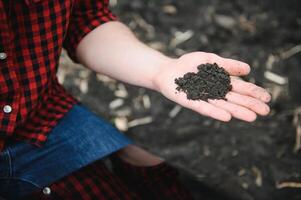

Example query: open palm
[154,52,271,122]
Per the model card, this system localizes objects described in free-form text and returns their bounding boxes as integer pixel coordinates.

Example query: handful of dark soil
[175,63,232,101]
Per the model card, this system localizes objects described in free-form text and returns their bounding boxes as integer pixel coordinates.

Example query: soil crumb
[175,63,232,101]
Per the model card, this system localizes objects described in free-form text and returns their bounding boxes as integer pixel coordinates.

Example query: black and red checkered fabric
[26,158,194,200]
[110,155,194,200]
[0,0,116,150]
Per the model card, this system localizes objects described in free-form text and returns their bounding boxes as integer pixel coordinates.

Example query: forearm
[76,21,173,91]
[76,21,271,122]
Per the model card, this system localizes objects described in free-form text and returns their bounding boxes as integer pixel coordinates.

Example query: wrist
[151,56,175,92]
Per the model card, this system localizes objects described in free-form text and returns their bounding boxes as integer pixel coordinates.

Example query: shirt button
[43,187,51,195]
[0,52,7,60]
[3,105,12,114]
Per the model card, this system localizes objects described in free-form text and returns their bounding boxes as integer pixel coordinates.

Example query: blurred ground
[59,0,301,199]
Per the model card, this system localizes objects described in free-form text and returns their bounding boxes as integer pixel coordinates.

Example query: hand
[116,145,164,167]
[153,52,271,122]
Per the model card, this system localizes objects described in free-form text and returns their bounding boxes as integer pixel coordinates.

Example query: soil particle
[175,63,232,101]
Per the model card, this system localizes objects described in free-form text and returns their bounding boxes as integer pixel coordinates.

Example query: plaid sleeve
[63,0,117,63]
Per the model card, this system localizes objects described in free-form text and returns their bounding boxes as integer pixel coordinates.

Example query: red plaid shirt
[0,0,116,151]
[0,1,195,199]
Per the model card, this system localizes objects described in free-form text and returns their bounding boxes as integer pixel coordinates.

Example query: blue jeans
[0,104,132,199]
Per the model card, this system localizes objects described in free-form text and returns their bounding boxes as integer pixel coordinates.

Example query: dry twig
[276,181,301,189]
[293,107,301,153]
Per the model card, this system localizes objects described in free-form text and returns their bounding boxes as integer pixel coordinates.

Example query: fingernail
[240,62,251,74]
[248,113,257,122]
[263,94,272,102]
[263,105,270,115]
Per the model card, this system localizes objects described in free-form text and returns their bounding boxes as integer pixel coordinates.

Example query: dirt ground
[59,0,301,199]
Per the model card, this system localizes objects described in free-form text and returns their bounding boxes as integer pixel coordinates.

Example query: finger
[191,100,232,122]
[226,92,270,116]
[207,54,251,76]
[209,99,257,122]
[179,93,232,121]
[231,77,271,102]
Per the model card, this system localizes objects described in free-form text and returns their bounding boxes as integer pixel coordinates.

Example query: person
[0,0,271,199]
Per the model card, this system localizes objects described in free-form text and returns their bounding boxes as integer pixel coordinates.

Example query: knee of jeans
[0,178,41,200]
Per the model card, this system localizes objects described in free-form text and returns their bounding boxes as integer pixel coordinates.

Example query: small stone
[114,117,128,131]
[162,4,177,15]
[214,15,236,30]
[109,98,124,110]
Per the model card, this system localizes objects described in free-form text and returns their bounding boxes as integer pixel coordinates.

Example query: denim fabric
[0,104,132,199]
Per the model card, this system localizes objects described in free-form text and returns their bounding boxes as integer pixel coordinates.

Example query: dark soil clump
[175,63,232,101]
